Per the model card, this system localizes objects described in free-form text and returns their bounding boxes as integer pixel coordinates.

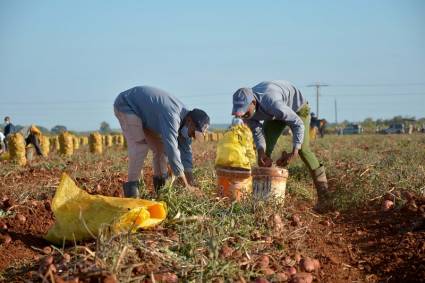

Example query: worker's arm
[267,101,304,166]
[268,100,304,150]
[245,119,272,167]
[160,114,196,189]
[178,135,196,186]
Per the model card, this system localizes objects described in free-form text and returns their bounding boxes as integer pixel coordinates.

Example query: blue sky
[1,0,424,131]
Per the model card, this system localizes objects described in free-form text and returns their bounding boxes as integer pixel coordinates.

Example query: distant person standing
[3,116,16,151]
[0,131,5,153]
[4,116,16,137]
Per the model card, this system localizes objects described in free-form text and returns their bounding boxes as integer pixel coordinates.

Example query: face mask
[180,126,190,139]
[232,117,244,126]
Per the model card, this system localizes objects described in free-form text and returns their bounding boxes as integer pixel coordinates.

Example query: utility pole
[307,82,328,118]
[334,99,338,124]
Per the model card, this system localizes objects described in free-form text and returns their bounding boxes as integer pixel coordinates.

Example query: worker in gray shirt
[232,80,329,210]
[114,86,210,198]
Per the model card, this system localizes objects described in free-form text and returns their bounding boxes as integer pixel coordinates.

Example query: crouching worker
[231,80,330,211]
[114,85,210,198]
[21,125,44,156]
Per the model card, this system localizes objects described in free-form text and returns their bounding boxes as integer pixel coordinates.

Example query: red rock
[262,267,275,276]
[290,272,313,283]
[0,233,12,245]
[102,274,118,283]
[219,245,234,258]
[62,253,71,263]
[43,246,52,255]
[287,266,297,275]
[16,214,26,223]
[294,254,302,264]
[0,221,8,231]
[275,272,289,282]
[300,257,316,272]
[153,273,178,283]
[382,200,394,212]
[258,255,270,269]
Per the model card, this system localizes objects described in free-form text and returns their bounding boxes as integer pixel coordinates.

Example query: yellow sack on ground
[45,173,167,244]
[215,124,256,170]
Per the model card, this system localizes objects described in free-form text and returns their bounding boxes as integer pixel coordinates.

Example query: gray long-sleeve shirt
[246,81,307,150]
[114,86,192,176]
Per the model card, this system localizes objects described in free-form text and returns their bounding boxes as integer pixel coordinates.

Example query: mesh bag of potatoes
[89,132,103,154]
[59,132,74,156]
[8,133,27,166]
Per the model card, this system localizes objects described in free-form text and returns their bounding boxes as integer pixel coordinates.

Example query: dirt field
[0,134,424,282]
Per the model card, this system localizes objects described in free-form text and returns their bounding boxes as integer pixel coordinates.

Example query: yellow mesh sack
[59,132,74,156]
[44,173,167,244]
[29,125,42,136]
[8,133,27,166]
[40,135,50,157]
[50,136,60,151]
[73,136,80,150]
[89,132,103,154]
[215,124,256,170]
[105,135,113,147]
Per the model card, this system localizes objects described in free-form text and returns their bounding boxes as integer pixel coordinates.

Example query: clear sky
[1,0,424,131]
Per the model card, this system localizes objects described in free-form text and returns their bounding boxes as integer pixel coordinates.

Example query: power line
[327,83,425,87]
[306,82,329,118]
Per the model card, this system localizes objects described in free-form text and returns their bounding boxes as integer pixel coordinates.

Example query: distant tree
[51,125,67,134]
[362,117,375,129]
[100,121,112,134]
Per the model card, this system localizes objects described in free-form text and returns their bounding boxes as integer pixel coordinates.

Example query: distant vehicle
[383,123,405,134]
[342,124,363,135]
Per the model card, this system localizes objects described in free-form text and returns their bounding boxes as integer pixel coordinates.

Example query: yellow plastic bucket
[216,167,252,201]
[252,167,288,201]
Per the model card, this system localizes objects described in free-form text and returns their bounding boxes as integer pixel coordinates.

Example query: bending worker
[231,80,329,209]
[114,85,210,198]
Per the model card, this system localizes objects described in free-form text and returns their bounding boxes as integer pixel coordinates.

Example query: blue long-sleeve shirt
[114,86,193,176]
[4,123,16,137]
[246,81,306,150]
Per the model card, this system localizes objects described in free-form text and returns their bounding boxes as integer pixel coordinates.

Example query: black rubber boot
[311,165,331,213]
[123,181,140,198]
[153,175,167,194]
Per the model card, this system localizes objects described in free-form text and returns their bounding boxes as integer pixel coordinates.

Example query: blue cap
[188,108,210,132]
[232,88,254,115]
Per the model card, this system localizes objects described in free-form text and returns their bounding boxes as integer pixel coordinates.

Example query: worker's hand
[177,174,203,196]
[276,149,299,167]
[257,149,272,167]
[184,171,198,186]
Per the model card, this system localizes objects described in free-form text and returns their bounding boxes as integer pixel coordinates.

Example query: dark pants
[263,111,321,171]
[26,134,43,156]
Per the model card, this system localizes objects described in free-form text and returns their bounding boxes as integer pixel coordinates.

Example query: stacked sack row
[4,130,127,165]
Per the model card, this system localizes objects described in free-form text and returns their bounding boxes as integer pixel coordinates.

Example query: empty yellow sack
[215,124,256,170]
[45,173,167,244]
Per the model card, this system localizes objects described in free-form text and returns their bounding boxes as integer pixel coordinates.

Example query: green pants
[263,108,321,171]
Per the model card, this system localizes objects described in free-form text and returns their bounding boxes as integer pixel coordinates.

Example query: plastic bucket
[252,167,288,201]
[216,167,252,201]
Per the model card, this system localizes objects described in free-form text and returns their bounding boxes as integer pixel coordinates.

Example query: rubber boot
[123,181,140,198]
[311,165,330,213]
[153,175,167,194]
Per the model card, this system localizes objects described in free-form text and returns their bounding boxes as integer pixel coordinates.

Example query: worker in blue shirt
[232,81,329,210]
[114,86,210,198]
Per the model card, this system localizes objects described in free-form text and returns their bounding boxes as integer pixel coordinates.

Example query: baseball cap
[232,88,255,116]
[188,109,210,132]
